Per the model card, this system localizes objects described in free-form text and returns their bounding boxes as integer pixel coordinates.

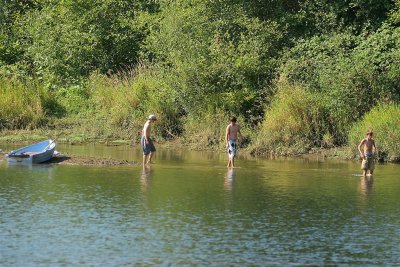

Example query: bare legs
[227,156,234,168]
[362,169,374,177]
[143,152,155,165]
[147,152,154,164]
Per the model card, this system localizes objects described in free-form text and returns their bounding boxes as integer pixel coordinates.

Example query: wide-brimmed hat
[148,114,157,121]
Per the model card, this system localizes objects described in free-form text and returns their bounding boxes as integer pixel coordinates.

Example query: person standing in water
[357,130,377,177]
[225,117,242,168]
[141,114,157,165]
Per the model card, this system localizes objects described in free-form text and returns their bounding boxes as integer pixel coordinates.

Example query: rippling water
[1,144,400,266]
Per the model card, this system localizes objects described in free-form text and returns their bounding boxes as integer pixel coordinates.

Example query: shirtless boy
[225,117,242,168]
[141,114,157,165]
[357,130,377,177]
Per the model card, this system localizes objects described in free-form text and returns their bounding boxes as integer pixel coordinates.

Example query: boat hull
[6,140,56,164]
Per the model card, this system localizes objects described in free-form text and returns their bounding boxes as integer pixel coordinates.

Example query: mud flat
[0,152,139,166]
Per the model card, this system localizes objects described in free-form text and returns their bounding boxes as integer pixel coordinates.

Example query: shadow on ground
[1,153,139,166]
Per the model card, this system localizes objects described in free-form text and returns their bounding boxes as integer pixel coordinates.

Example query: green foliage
[320,0,394,31]
[133,74,183,140]
[143,0,282,124]
[58,67,184,141]
[0,77,46,129]
[16,0,156,85]
[348,104,400,162]
[55,85,89,115]
[281,25,400,144]
[253,81,328,155]
[0,0,39,66]
[82,72,141,139]
[1,0,400,155]
[389,0,400,24]
[182,112,229,149]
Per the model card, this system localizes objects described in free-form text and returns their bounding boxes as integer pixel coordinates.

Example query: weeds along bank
[251,81,400,162]
[0,78,47,130]
[2,72,400,162]
[2,1,400,161]
[0,71,246,149]
[348,104,400,162]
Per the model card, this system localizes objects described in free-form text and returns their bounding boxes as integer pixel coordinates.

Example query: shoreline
[0,146,391,166]
[0,152,140,166]
[0,144,356,168]
[2,131,391,164]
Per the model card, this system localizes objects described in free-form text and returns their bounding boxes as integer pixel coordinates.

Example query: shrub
[182,112,229,149]
[20,0,155,86]
[0,77,46,129]
[348,103,400,162]
[142,0,282,125]
[55,85,89,115]
[70,67,184,141]
[252,81,328,155]
[79,72,141,139]
[280,26,400,144]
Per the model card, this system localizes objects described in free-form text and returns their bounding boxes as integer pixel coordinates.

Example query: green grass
[0,78,47,129]
[251,81,327,155]
[348,103,400,162]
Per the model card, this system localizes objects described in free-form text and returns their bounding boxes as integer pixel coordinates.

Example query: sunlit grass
[252,81,327,155]
[348,103,400,162]
[0,77,46,129]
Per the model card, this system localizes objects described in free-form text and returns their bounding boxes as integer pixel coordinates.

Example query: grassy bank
[1,73,400,162]
[2,0,400,163]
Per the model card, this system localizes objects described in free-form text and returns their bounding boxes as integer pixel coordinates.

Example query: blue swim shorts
[141,136,156,155]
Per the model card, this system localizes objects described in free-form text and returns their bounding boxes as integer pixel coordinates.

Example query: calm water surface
[1,143,400,266]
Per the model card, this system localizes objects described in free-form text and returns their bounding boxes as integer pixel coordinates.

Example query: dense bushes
[0,78,47,129]
[1,0,399,159]
[280,25,400,145]
[5,0,157,85]
[252,81,328,155]
[142,0,282,124]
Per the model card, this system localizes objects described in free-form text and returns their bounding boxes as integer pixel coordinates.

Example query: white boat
[6,140,56,164]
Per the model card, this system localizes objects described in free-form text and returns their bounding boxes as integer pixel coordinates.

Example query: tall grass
[73,71,142,140]
[0,67,186,142]
[68,67,184,141]
[182,112,231,149]
[0,77,46,129]
[348,103,400,162]
[129,67,183,141]
[252,81,328,155]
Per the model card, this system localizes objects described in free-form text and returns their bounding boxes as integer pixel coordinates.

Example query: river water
[1,143,399,266]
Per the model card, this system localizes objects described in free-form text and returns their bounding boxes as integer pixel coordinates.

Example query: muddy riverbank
[0,152,139,166]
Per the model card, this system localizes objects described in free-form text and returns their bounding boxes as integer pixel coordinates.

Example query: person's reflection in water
[360,176,374,196]
[140,165,152,192]
[224,168,235,191]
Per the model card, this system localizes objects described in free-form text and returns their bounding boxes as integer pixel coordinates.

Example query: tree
[143,0,282,123]
[20,0,157,84]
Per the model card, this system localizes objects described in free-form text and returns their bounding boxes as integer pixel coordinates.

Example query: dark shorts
[141,136,156,155]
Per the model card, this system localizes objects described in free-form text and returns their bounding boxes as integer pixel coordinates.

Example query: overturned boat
[6,140,56,164]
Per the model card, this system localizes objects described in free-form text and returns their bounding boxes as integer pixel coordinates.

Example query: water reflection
[2,144,400,266]
[6,161,55,179]
[140,165,152,192]
[359,176,374,196]
[224,168,235,191]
